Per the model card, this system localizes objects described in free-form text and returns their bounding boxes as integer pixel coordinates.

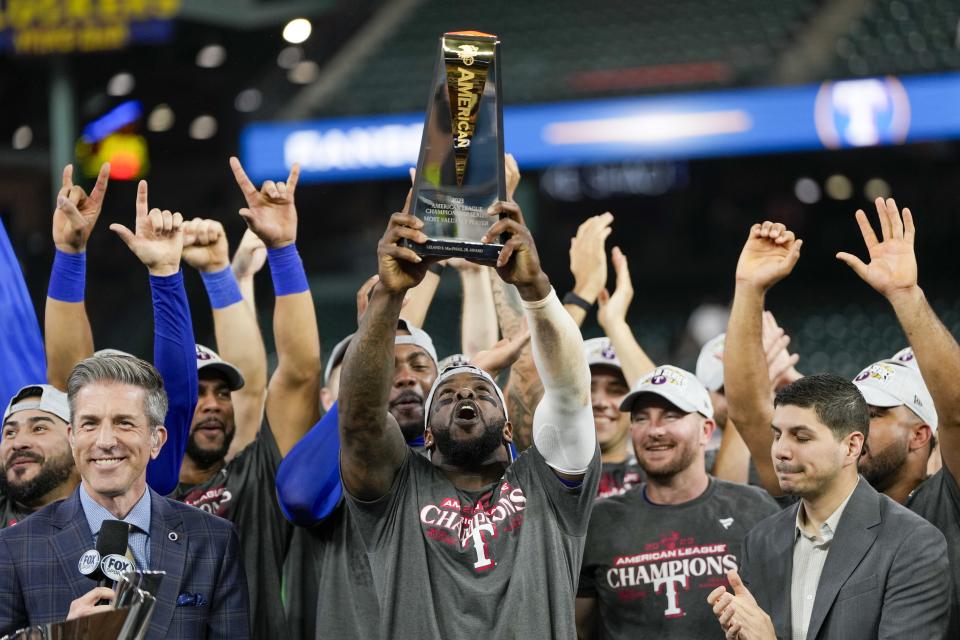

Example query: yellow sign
[0,0,180,55]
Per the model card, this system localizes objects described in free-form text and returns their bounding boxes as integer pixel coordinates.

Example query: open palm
[836,197,917,297]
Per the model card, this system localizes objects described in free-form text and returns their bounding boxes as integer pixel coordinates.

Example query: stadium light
[283,18,312,44]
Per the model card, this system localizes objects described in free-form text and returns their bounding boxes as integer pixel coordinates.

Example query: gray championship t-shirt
[174,420,292,638]
[284,503,382,640]
[597,461,644,500]
[908,466,960,639]
[347,444,601,640]
[579,479,780,639]
[0,495,29,529]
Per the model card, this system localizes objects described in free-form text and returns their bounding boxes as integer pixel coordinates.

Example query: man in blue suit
[0,352,249,637]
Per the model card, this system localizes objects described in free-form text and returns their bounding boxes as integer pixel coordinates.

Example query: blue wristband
[199,265,244,309]
[47,249,86,303]
[266,244,308,296]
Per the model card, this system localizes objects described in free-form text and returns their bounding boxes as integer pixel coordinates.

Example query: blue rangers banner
[241,72,960,184]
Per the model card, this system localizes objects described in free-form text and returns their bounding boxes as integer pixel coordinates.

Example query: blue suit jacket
[0,487,249,639]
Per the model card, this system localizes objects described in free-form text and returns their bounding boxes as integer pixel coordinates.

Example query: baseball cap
[396,319,438,366]
[195,345,245,391]
[3,384,71,424]
[853,360,937,430]
[324,334,354,385]
[695,334,725,392]
[424,363,508,423]
[438,353,470,371]
[888,346,920,371]
[584,337,623,376]
[620,365,714,419]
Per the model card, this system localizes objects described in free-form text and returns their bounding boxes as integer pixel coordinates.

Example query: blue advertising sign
[240,72,960,184]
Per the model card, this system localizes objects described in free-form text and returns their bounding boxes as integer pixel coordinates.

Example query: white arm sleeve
[522,287,597,474]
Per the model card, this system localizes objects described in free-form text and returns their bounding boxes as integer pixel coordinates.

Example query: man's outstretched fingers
[854,209,879,249]
[109,223,136,247]
[286,163,300,193]
[886,197,904,238]
[875,197,891,240]
[89,162,111,205]
[136,180,149,218]
[229,156,258,200]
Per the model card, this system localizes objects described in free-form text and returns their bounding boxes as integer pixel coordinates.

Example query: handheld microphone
[77,519,134,604]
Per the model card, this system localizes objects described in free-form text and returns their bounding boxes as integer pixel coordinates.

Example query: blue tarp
[0,217,46,405]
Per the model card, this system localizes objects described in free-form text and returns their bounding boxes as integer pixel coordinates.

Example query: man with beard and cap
[169,158,322,639]
[0,385,77,527]
[337,197,600,639]
[584,337,644,498]
[577,366,778,639]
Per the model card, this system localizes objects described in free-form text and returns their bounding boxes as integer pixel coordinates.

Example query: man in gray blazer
[708,373,950,640]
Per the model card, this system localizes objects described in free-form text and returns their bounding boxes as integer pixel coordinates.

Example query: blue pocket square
[176,593,208,607]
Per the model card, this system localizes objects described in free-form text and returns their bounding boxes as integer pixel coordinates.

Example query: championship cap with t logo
[583,337,623,377]
[619,365,714,419]
[888,346,921,372]
[195,344,245,391]
[853,359,938,430]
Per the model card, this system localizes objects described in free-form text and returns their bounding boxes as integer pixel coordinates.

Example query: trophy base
[407,238,502,262]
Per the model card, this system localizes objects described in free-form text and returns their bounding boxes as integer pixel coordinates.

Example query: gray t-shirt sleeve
[514,443,602,537]
[343,449,415,551]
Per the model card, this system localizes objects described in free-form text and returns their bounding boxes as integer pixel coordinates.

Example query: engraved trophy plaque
[407,31,505,261]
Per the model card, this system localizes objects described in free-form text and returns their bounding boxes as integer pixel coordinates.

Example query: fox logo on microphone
[100,554,135,581]
[77,550,101,576]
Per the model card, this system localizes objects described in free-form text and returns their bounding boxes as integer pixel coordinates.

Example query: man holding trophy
[336,32,600,640]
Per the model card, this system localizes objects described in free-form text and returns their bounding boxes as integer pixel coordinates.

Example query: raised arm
[484,201,595,477]
[565,212,613,327]
[837,197,960,478]
[182,218,268,456]
[109,180,196,495]
[724,222,803,497]
[230,228,266,314]
[229,157,321,457]
[450,260,500,358]
[45,163,109,390]
[596,246,656,386]
[339,191,427,500]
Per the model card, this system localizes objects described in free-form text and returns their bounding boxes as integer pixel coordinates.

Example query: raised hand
[472,327,531,378]
[109,180,184,276]
[482,201,550,301]
[762,310,801,389]
[569,212,614,305]
[836,197,918,299]
[52,163,110,254]
[735,221,803,292]
[231,228,267,280]
[229,156,299,249]
[182,218,229,273]
[377,190,432,294]
[597,246,633,329]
